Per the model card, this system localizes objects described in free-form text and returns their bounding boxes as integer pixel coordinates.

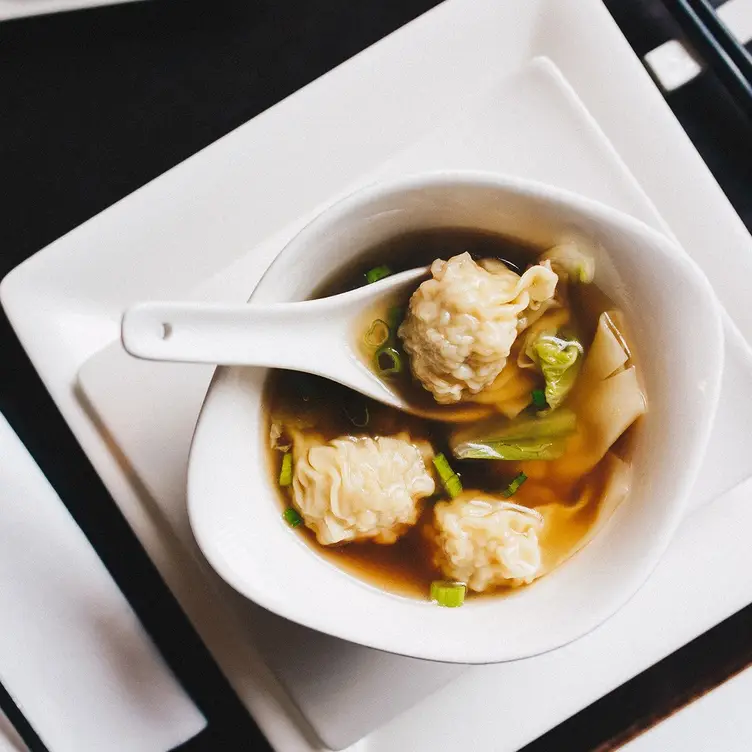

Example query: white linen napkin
[0,412,206,752]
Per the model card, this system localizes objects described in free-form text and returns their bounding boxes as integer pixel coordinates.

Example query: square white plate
[74,54,752,750]
[4,0,752,749]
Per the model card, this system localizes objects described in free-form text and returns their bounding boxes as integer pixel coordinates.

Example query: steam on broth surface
[264,228,646,605]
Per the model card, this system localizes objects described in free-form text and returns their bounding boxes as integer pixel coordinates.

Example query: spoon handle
[121,300,348,371]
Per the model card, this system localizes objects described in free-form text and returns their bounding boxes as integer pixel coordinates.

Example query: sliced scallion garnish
[365,265,393,284]
[279,452,293,487]
[282,507,302,527]
[502,471,527,498]
[364,319,390,349]
[433,453,463,499]
[531,388,547,409]
[430,580,466,608]
[375,346,403,376]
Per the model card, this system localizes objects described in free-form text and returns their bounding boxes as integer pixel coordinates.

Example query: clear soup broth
[264,228,644,602]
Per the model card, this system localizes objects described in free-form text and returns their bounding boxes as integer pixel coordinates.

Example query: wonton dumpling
[398,253,558,404]
[292,435,435,546]
[430,493,544,592]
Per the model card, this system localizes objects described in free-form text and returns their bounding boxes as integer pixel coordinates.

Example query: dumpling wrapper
[578,311,631,385]
[466,346,537,418]
[535,451,632,575]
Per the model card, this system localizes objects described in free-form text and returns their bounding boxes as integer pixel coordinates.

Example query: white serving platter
[4,0,752,749]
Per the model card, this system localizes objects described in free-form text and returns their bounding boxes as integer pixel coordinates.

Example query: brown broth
[263,228,637,600]
[313,228,533,298]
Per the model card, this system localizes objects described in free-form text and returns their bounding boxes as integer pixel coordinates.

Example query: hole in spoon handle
[122,304,167,358]
[121,301,285,366]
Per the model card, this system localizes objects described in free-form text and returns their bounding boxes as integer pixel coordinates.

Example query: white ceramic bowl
[187,171,723,664]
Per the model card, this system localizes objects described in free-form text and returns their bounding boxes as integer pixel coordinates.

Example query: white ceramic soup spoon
[121,267,491,421]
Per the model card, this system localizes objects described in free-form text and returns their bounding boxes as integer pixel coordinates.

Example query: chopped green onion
[433,453,463,498]
[375,346,403,376]
[387,306,405,334]
[364,319,390,349]
[503,472,528,498]
[430,580,466,608]
[279,452,293,486]
[343,402,370,428]
[283,507,302,528]
[365,265,393,284]
[531,388,547,409]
